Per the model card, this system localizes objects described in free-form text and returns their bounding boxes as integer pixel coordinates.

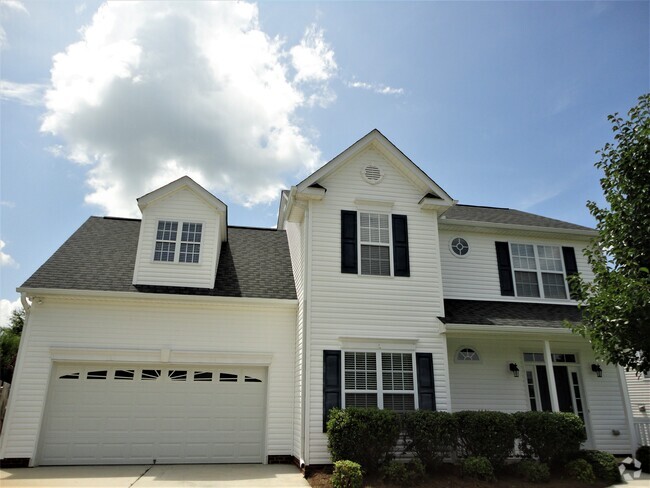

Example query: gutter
[438,218,598,238]
[17,287,298,309]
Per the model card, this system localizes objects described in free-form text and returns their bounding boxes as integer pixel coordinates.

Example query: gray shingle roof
[440,299,581,328]
[21,217,297,300]
[442,205,594,231]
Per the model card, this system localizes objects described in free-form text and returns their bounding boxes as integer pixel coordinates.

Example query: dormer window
[154,220,202,263]
[510,243,567,299]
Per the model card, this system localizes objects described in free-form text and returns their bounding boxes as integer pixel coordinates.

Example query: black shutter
[416,352,436,411]
[562,246,579,299]
[323,350,342,432]
[341,211,358,274]
[392,215,410,277]
[495,242,515,296]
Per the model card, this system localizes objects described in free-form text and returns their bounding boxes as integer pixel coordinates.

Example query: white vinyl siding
[132,188,221,288]
[438,229,593,302]
[0,296,296,463]
[304,146,449,464]
[447,336,631,454]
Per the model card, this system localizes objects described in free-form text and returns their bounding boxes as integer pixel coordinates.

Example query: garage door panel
[39,364,266,465]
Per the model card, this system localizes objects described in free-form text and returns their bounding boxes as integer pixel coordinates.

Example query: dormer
[132,176,227,289]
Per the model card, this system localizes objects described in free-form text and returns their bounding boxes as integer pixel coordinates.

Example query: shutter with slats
[392,214,410,277]
[416,353,436,411]
[562,246,580,299]
[341,210,358,273]
[323,350,342,432]
[495,241,515,296]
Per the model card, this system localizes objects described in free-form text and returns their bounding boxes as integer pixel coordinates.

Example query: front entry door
[534,365,579,415]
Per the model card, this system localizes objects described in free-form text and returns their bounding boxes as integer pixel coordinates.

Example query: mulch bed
[305,464,610,488]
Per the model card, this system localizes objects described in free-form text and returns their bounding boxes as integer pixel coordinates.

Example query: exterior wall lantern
[591,364,603,377]
[509,363,520,377]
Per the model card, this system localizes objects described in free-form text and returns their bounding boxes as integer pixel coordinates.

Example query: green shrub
[516,459,551,483]
[516,459,550,483]
[455,410,516,469]
[576,450,621,484]
[565,458,596,483]
[403,410,458,471]
[380,459,425,487]
[332,460,362,488]
[636,445,650,474]
[461,456,496,481]
[514,411,586,465]
[326,408,401,474]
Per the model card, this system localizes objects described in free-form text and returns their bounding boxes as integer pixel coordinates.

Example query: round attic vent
[449,237,470,257]
[362,164,384,184]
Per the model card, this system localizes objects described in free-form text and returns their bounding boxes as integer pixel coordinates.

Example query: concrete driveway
[0,464,310,487]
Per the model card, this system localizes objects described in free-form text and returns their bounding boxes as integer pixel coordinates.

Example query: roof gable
[137,176,227,214]
[297,129,455,205]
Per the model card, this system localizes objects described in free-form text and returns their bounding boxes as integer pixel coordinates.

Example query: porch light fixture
[509,363,520,377]
[591,364,603,377]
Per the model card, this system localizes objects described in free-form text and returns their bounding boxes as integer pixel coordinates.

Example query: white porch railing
[634,418,650,447]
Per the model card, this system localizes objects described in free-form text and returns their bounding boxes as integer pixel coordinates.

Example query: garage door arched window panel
[114,369,134,380]
[193,371,213,382]
[59,372,80,379]
[87,370,107,380]
[168,370,187,381]
[219,372,238,382]
[245,375,262,383]
[142,369,161,381]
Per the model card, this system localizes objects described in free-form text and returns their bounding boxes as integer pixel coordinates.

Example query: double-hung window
[510,244,568,299]
[343,351,416,412]
[359,213,391,276]
[154,220,203,263]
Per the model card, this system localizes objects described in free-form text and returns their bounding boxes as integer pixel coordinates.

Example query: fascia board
[438,218,597,238]
[17,287,298,309]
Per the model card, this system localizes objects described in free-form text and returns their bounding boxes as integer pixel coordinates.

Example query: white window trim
[449,237,471,258]
[357,211,393,277]
[509,242,570,300]
[152,219,205,265]
[341,350,419,411]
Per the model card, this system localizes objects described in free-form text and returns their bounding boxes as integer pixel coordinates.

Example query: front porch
[445,326,634,455]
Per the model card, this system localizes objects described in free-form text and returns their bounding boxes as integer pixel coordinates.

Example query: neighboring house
[0,130,638,467]
[625,371,650,447]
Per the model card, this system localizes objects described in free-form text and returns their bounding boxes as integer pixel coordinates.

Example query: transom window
[359,212,390,276]
[154,220,202,263]
[344,351,415,412]
[510,243,568,299]
[456,347,480,362]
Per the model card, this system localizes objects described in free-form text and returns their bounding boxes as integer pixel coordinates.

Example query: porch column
[543,340,560,412]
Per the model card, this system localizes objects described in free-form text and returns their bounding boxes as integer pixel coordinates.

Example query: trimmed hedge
[381,459,425,487]
[575,450,621,484]
[517,460,551,483]
[514,411,586,465]
[326,408,401,474]
[565,458,596,483]
[456,410,516,469]
[332,460,362,488]
[402,411,458,471]
[461,456,496,481]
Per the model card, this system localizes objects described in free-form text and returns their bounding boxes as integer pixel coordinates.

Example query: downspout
[301,202,312,466]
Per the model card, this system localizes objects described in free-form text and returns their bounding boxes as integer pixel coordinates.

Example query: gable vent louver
[362,164,384,184]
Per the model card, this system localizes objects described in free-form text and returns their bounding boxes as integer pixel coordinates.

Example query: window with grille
[359,212,390,276]
[343,351,415,412]
[153,220,202,263]
[510,243,568,299]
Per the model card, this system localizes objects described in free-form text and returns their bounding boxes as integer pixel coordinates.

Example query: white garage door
[38,363,266,465]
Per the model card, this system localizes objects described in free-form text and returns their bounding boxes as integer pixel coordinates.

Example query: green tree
[0,307,24,383]
[569,94,650,375]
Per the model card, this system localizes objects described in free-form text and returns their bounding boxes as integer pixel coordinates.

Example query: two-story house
[0,130,637,467]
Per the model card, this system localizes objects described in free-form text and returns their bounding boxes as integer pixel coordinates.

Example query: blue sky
[1,1,648,324]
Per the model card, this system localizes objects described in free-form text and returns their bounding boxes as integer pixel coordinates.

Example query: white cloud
[41,2,337,216]
[290,24,337,83]
[0,297,22,328]
[75,3,86,15]
[0,1,28,14]
[0,80,45,106]
[0,240,18,268]
[0,0,28,49]
[0,200,15,208]
[347,80,404,96]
